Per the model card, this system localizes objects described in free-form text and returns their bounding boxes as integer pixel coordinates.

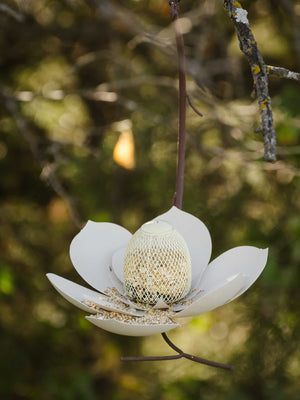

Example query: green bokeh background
[0,1,299,399]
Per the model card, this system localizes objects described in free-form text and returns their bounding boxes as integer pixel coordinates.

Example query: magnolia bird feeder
[47,206,268,337]
[47,1,269,369]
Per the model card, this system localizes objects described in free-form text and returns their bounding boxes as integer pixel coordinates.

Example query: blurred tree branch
[277,0,300,63]
[90,0,300,163]
[0,2,25,22]
[0,86,84,228]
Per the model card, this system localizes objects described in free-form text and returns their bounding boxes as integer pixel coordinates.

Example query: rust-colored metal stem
[171,1,186,210]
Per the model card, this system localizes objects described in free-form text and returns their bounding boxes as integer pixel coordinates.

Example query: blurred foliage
[0,0,300,399]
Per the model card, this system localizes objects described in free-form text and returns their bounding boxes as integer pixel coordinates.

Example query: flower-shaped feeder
[46,0,269,371]
[47,206,268,342]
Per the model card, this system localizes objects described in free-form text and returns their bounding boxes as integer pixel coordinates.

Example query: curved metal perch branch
[121,332,234,371]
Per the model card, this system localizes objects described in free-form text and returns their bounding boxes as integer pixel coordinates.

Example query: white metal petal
[108,265,125,295]
[172,288,203,311]
[199,246,268,299]
[175,273,248,318]
[83,295,145,317]
[70,221,132,293]
[111,246,126,282]
[46,273,106,314]
[86,315,179,336]
[109,291,150,311]
[153,298,170,310]
[155,206,212,281]
[47,273,144,316]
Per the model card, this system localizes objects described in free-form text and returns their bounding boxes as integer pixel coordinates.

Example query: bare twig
[121,332,234,370]
[0,87,84,228]
[267,66,300,82]
[186,93,203,117]
[222,0,277,162]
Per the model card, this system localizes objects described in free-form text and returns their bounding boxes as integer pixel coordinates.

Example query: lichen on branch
[222,0,277,162]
